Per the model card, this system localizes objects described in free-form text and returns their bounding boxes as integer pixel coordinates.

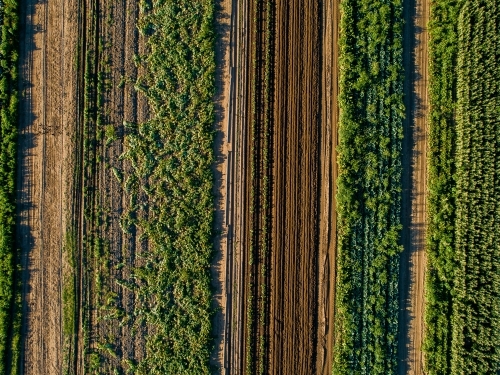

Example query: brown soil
[230,0,334,373]
[399,0,430,371]
[72,0,150,372]
[316,0,339,373]
[17,0,79,373]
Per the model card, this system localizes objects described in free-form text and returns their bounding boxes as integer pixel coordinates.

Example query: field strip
[211,0,233,372]
[399,0,430,371]
[17,0,78,373]
[317,0,339,372]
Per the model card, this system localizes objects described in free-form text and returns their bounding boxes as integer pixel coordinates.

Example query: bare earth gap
[317,0,339,372]
[17,0,79,373]
[399,0,429,371]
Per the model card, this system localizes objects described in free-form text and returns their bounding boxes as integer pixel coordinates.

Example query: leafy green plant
[117,1,216,373]
[333,0,404,372]
[0,0,20,373]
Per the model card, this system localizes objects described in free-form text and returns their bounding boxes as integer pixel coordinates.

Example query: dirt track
[399,0,429,371]
[17,0,78,373]
[317,0,339,372]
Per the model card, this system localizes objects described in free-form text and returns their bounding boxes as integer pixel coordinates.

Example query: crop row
[0,0,20,373]
[424,0,500,373]
[423,0,460,372]
[117,0,216,373]
[333,0,404,372]
[451,1,500,373]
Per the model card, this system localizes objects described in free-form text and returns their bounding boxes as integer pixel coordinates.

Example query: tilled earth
[230,0,336,373]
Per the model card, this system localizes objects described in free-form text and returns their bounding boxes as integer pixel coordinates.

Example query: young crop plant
[334,0,405,372]
[0,0,20,373]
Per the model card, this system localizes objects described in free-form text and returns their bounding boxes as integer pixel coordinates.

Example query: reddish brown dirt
[231,0,330,373]
[17,0,79,373]
[316,0,339,373]
[399,0,429,371]
[267,2,321,371]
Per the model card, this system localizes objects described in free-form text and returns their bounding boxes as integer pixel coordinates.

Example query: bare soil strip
[230,0,327,373]
[211,0,232,371]
[17,0,78,373]
[399,0,430,371]
[317,0,339,373]
[230,0,249,370]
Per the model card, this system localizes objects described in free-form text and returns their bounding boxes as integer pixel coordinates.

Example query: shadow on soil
[14,0,44,372]
[399,0,428,371]
[210,0,231,373]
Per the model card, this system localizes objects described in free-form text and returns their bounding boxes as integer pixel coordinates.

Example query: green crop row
[423,0,461,372]
[333,0,404,372]
[424,0,500,373]
[451,1,500,373]
[119,0,216,373]
[0,0,20,373]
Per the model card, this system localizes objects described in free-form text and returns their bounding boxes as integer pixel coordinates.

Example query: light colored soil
[316,0,339,373]
[211,0,232,372]
[399,0,430,372]
[17,0,79,373]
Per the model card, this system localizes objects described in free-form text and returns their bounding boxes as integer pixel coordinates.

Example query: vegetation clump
[120,0,216,373]
[424,0,500,373]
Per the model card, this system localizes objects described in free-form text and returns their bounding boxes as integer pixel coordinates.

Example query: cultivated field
[228,0,338,373]
[398,0,429,372]
[17,0,218,374]
[5,0,499,373]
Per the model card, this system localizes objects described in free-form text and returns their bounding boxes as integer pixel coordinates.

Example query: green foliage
[424,0,500,373]
[423,0,461,372]
[120,0,216,373]
[104,124,117,145]
[333,0,404,372]
[0,0,20,373]
[450,1,500,372]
